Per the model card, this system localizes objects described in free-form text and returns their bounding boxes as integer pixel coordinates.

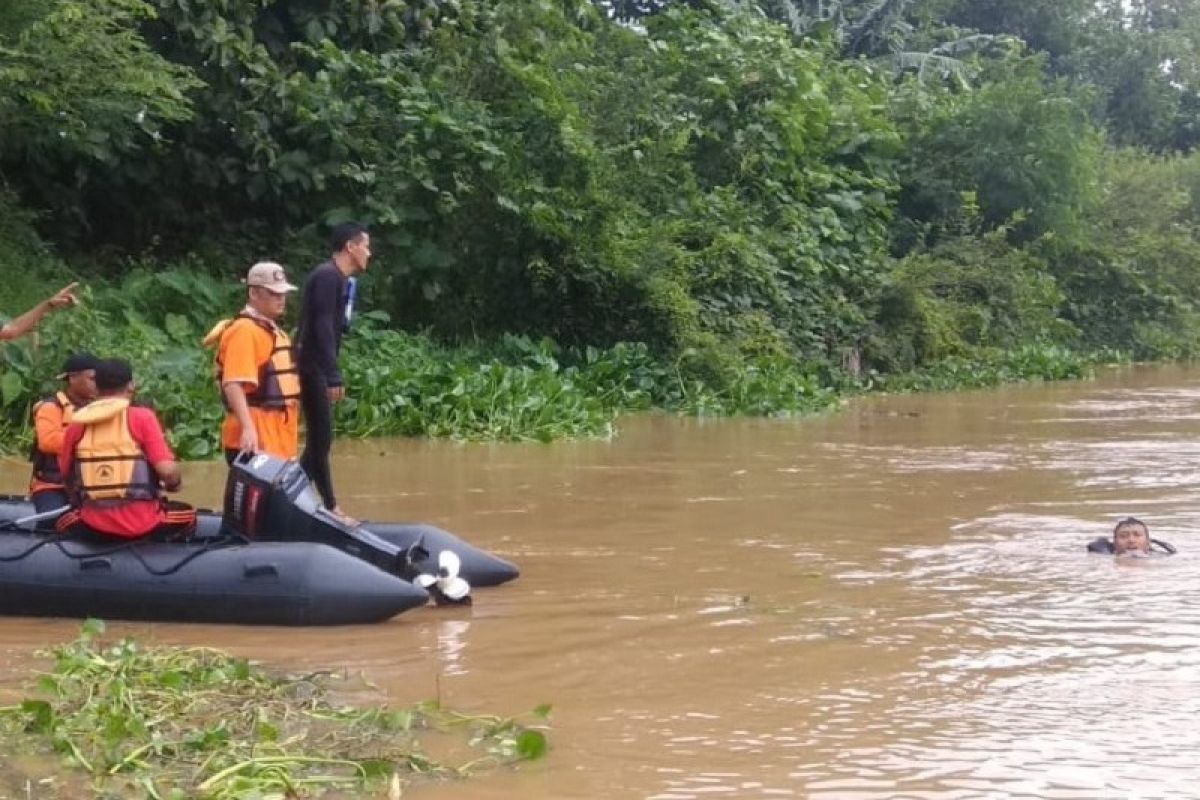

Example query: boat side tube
[0,536,429,625]
[192,512,518,587]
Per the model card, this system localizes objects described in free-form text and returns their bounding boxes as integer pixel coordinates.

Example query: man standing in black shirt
[296,222,371,521]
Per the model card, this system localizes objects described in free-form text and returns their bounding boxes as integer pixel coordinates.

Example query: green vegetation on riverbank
[3,1,1200,451]
[0,621,549,799]
[0,264,1084,457]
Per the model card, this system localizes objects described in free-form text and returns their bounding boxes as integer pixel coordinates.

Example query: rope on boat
[0,528,248,576]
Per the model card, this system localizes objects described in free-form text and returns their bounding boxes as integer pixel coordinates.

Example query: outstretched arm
[0,282,80,341]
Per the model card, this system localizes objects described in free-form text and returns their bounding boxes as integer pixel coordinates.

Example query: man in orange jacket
[204,262,301,464]
[29,352,99,517]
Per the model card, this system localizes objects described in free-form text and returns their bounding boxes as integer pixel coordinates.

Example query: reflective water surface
[2,364,1199,798]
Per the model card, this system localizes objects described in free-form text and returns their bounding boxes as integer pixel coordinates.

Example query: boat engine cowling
[223,452,426,578]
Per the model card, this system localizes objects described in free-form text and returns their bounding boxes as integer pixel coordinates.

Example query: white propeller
[413,549,472,604]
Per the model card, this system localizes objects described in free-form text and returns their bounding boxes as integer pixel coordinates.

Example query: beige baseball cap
[245,261,297,293]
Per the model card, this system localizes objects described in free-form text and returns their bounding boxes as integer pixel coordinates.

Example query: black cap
[94,359,134,393]
[57,352,100,380]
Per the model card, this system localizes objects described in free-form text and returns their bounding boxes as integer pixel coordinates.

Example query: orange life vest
[70,397,159,503]
[205,314,300,409]
[29,391,77,485]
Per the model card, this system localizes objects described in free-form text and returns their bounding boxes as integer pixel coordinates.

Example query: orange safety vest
[70,397,159,503]
[205,314,301,409]
[29,391,77,485]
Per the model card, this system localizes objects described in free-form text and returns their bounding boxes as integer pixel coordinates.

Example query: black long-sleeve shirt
[295,261,348,386]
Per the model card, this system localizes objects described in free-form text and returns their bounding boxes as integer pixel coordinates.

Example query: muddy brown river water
[1,364,1198,798]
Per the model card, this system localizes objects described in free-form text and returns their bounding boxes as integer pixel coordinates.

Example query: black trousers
[31,488,70,531]
[299,370,338,509]
[32,488,69,514]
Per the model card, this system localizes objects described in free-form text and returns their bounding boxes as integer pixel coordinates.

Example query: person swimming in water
[1086,516,1176,556]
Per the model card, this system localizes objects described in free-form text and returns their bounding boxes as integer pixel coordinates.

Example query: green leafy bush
[1044,149,1200,358]
[869,227,1076,372]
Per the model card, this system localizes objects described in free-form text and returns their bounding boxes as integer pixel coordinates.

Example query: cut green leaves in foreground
[0,620,550,799]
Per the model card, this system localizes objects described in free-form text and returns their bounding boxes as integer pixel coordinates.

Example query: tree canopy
[3,0,1200,418]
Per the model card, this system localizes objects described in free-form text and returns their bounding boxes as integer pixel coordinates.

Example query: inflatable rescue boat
[0,454,519,625]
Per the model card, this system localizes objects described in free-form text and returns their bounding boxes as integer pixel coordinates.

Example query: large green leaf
[0,371,24,407]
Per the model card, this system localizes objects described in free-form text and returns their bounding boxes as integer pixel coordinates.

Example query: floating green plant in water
[0,620,549,799]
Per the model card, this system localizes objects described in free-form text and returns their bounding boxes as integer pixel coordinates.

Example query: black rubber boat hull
[0,473,517,625]
[201,515,518,587]
[221,453,521,588]
[0,534,430,625]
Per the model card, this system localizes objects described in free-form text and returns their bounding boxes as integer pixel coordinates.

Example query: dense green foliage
[0,256,841,456]
[0,621,549,798]
[3,0,1200,451]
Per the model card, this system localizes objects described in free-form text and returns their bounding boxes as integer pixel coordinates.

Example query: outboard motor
[223,452,428,579]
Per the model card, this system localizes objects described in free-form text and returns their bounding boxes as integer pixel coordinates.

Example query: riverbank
[0,265,1095,459]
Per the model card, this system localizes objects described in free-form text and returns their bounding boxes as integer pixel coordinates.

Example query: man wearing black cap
[56,359,196,540]
[28,352,99,518]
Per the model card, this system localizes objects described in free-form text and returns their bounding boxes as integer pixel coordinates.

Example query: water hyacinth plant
[0,621,549,799]
[869,344,1092,393]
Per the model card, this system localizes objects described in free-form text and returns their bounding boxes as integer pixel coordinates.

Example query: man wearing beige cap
[203,262,301,463]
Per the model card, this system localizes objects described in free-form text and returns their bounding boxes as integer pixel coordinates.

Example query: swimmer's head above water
[1112,517,1151,556]
[1086,517,1176,556]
